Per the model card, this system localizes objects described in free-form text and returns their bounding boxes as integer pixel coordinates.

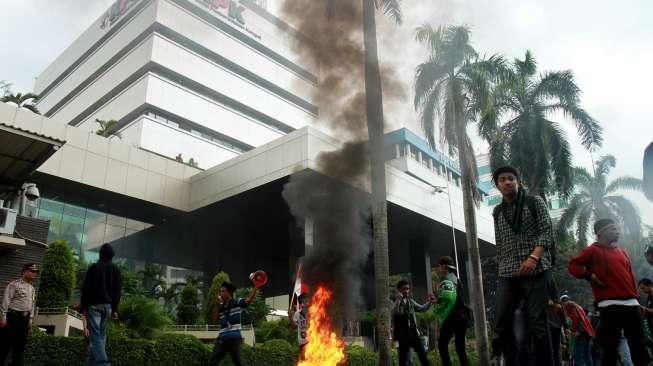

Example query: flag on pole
[293,264,308,297]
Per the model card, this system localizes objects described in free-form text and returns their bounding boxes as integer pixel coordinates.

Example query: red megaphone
[250,270,268,288]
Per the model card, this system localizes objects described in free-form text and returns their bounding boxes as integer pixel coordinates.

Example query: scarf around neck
[501,188,528,234]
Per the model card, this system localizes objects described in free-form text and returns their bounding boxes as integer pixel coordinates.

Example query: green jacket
[434,273,458,323]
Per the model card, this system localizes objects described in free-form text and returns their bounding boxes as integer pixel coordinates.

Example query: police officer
[0,263,38,366]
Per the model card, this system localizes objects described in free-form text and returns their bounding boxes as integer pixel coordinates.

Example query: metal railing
[36,307,83,319]
[166,324,254,332]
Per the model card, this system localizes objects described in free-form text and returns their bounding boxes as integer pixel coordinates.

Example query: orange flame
[298,285,346,366]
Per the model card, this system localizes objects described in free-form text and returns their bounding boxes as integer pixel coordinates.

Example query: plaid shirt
[494,196,554,278]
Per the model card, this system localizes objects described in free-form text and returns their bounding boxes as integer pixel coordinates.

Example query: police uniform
[0,263,38,366]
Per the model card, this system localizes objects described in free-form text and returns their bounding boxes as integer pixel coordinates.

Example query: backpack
[492,195,557,265]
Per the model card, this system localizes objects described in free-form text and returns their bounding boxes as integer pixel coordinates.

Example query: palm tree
[485,51,602,198]
[557,155,643,248]
[359,1,401,363]
[1,92,40,114]
[95,118,122,139]
[0,81,10,96]
[413,24,501,364]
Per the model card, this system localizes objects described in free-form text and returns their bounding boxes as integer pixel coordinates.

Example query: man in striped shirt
[210,282,259,366]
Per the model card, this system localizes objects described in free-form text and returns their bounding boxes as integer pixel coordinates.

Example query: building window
[36,198,152,262]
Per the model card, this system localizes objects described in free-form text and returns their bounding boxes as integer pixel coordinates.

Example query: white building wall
[149,35,315,128]
[156,0,316,100]
[144,74,284,147]
[36,2,158,112]
[118,119,145,146]
[72,75,151,129]
[138,117,239,169]
[47,38,154,125]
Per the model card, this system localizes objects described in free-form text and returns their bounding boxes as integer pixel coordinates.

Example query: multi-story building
[1,0,496,301]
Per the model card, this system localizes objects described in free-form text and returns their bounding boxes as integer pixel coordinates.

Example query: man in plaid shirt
[492,166,555,366]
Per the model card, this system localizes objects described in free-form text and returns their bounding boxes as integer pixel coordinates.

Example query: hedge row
[23,334,381,366]
[24,333,477,365]
[24,333,209,366]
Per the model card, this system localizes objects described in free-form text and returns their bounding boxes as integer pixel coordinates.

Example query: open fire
[298,285,346,366]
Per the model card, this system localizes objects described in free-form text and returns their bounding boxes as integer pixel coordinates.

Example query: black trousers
[438,313,468,366]
[598,305,649,366]
[211,337,243,366]
[550,326,561,366]
[398,334,429,366]
[495,270,553,366]
[0,311,30,366]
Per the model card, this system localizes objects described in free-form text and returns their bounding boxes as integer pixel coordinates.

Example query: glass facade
[35,198,152,262]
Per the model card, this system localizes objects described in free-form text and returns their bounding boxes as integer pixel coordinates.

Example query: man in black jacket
[392,279,436,366]
[81,243,121,366]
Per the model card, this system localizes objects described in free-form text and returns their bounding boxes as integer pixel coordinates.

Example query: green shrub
[177,278,201,325]
[36,240,76,308]
[253,339,298,366]
[216,343,256,366]
[107,337,156,366]
[23,335,86,365]
[345,345,378,366]
[119,295,173,339]
[154,333,210,366]
[254,318,297,345]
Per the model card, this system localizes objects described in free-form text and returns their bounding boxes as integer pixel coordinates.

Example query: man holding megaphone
[210,270,268,366]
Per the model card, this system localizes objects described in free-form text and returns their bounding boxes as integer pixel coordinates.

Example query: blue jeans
[88,304,111,366]
[574,334,594,366]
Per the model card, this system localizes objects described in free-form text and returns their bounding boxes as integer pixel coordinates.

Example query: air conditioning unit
[0,208,18,235]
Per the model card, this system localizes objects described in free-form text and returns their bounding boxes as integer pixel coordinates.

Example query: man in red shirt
[560,295,595,366]
[568,218,649,365]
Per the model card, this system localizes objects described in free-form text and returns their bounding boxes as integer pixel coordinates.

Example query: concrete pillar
[405,144,411,157]
[395,144,401,159]
[417,151,423,164]
[409,239,432,300]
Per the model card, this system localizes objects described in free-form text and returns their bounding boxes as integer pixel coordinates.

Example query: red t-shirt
[568,243,639,303]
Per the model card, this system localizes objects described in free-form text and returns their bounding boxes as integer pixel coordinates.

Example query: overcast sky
[1,0,651,227]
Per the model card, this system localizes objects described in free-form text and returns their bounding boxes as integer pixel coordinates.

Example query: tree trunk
[456,132,491,365]
[363,1,392,364]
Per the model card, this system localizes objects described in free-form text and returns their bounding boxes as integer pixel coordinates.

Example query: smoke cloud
[280,0,405,330]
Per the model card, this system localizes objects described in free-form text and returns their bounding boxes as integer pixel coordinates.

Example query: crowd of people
[2,162,652,366]
[490,166,653,366]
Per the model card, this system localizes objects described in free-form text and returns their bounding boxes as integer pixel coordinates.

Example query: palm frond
[575,203,593,248]
[488,134,508,171]
[605,195,642,239]
[572,167,593,187]
[377,0,402,24]
[414,59,448,109]
[545,121,573,197]
[19,92,39,104]
[418,85,441,149]
[595,155,616,177]
[414,24,443,53]
[514,50,537,77]
[544,103,602,149]
[534,70,580,105]
[22,104,40,114]
[556,195,587,240]
[606,176,642,194]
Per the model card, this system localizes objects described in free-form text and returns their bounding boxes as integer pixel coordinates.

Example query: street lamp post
[433,180,460,273]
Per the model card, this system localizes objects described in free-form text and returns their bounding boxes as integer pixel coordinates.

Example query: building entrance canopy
[0,122,64,197]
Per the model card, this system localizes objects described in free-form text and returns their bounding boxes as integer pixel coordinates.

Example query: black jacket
[81,261,121,313]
